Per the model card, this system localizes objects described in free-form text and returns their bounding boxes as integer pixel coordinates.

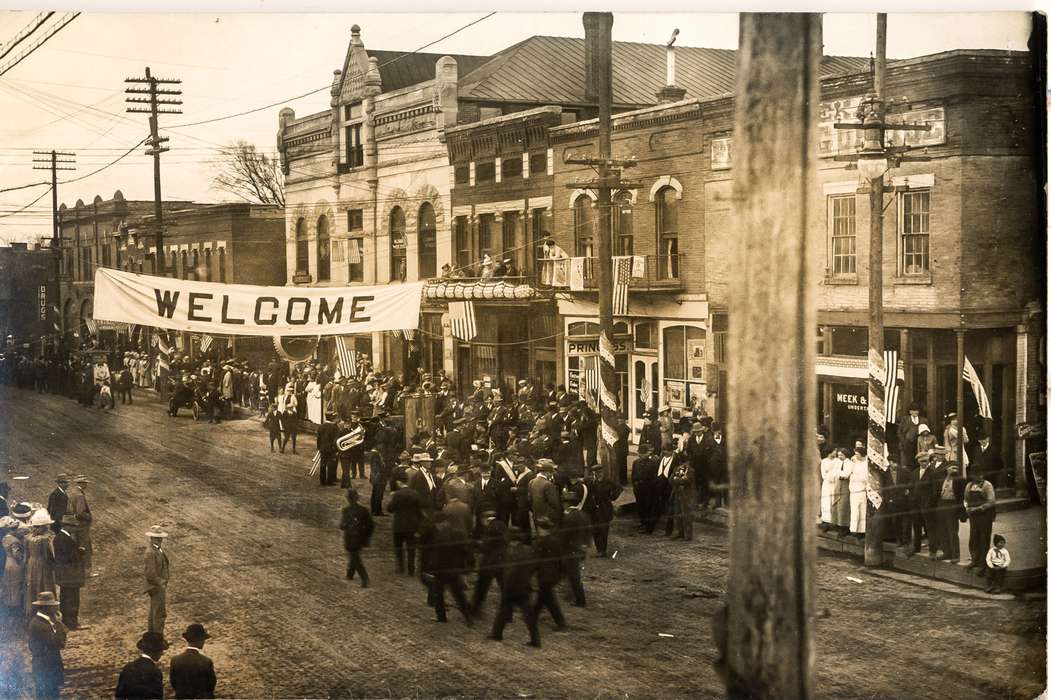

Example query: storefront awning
[817,355,905,380]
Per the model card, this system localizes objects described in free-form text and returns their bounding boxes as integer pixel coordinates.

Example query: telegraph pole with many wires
[33,149,74,353]
[125,67,181,276]
[564,12,640,481]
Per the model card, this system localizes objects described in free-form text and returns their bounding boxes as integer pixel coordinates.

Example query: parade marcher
[46,474,71,535]
[408,453,441,515]
[264,403,282,452]
[963,466,997,575]
[276,383,299,454]
[367,448,391,516]
[655,446,679,536]
[27,591,67,700]
[631,443,659,533]
[585,464,622,557]
[531,517,566,630]
[69,475,93,571]
[529,459,561,529]
[316,414,339,487]
[339,489,374,588]
[559,484,590,608]
[422,513,473,626]
[670,457,697,541]
[52,522,85,629]
[169,624,216,700]
[342,413,367,481]
[488,526,541,648]
[470,509,508,616]
[24,509,57,618]
[144,525,170,636]
[116,632,170,700]
[509,458,536,544]
[614,416,630,486]
[388,477,422,576]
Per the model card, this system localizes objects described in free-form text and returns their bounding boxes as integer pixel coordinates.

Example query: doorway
[631,355,658,443]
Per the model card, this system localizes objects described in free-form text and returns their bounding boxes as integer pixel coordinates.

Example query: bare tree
[211,141,285,206]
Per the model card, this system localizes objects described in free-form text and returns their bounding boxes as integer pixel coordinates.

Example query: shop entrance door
[630,355,659,443]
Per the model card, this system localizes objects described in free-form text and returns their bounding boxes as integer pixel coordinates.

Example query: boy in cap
[339,489,375,588]
[116,632,169,700]
[169,623,216,699]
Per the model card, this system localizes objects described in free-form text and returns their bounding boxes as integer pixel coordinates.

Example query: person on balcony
[540,239,569,286]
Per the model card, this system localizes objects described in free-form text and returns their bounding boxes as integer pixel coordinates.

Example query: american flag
[448,301,477,341]
[612,256,632,316]
[309,450,322,477]
[334,335,357,378]
[963,355,992,419]
[84,318,97,336]
[156,334,171,373]
[391,329,416,341]
[640,373,652,410]
[199,334,213,353]
[883,349,900,425]
[584,363,599,411]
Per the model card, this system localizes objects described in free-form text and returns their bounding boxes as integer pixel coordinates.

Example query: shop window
[295,217,308,275]
[829,325,868,356]
[529,207,548,275]
[478,214,495,264]
[454,216,471,273]
[347,208,363,231]
[712,313,729,364]
[663,324,706,410]
[911,364,928,409]
[900,189,930,275]
[390,206,406,282]
[348,237,364,282]
[910,329,931,360]
[568,321,600,336]
[829,194,856,275]
[573,196,595,260]
[316,215,331,282]
[656,186,679,279]
[634,321,656,350]
[418,202,437,279]
[529,151,547,176]
[204,248,212,281]
[614,191,634,256]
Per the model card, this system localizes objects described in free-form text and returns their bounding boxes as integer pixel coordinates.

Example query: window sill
[823,274,859,286]
[894,275,933,286]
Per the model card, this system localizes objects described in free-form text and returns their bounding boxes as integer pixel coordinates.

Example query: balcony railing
[535,254,685,292]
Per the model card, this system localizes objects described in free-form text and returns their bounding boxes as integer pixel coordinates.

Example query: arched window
[656,187,679,279]
[316,215,331,282]
[295,218,309,275]
[418,202,437,279]
[614,191,634,256]
[181,251,189,279]
[568,321,600,336]
[573,196,595,260]
[204,248,213,281]
[191,249,200,280]
[390,206,406,282]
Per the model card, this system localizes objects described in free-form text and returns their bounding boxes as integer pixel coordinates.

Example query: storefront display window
[663,324,705,411]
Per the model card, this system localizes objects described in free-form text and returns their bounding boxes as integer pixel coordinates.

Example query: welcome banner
[94,268,423,337]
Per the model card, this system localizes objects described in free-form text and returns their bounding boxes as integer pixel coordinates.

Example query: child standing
[985,534,1010,594]
[264,403,281,452]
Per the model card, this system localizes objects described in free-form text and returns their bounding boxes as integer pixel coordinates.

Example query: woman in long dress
[943,412,970,474]
[22,515,56,618]
[833,447,852,535]
[1,518,25,618]
[819,450,841,530]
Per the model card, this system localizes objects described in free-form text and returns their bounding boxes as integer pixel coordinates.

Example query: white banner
[94,268,423,336]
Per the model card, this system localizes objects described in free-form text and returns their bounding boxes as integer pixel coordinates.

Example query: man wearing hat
[897,402,928,469]
[509,458,536,544]
[144,525,170,636]
[586,464,623,557]
[27,591,67,699]
[408,452,441,515]
[685,422,713,509]
[388,475,423,576]
[316,413,340,487]
[339,489,375,587]
[529,459,561,530]
[47,474,71,535]
[488,526,541,647]
[116,632,170,700]
[655,446,680,536]
[53,520,85,629]
[69,475,93,570]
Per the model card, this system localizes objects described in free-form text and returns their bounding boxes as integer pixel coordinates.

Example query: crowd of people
[816,402,1011,593]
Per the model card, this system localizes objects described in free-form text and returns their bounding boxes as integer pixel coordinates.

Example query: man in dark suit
[169,624,216,699]
[708,423,729,508]
[116,631,169,700]
[408,453,441,515]
[488,526,541,647]
[586,464,623,557]
[316,415,340,487]
[972,435,1006,489]
[631,443,659,533]
[46,474,71,534]
[472,462,503,535]
[339,489,375,587]
[470,510,508,616]
[913,450,947,556]
[685,423,713,508]
[27,592,67,700]
[510,458,536,544]
[53,522,85,628]
[897,402,929,469]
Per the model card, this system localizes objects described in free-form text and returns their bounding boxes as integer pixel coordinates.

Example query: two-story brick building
[0,241,59,353]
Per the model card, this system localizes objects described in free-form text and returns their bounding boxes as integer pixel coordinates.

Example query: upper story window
[316,215,331,282]
[418,202,437,280]
[501,157,522,180]
[454,216,470,273]
[347,208,363,231]
[900,189,930,275]
[454,165,470,185]
[529,151,547,176]
[829,194,857,276]
[390,206,406,282]
[295,217,309,275]
[478,214,496,266]
[656,186,679,279]
[614,192,634,256]
[573,196,595,259]
[475,161,495,184]
[345,124,363,168]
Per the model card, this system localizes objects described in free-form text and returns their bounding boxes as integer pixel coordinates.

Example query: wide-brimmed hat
[55,473,71,484]
[659,404,671,413]
[136,632,170,654]
[32,591,60,607]
[411,452,433,463]
[690,424,705,434]
[73,475,90,484]
[146,525,169,539]
[918,423,931,435]
[536,459,556,472]
[11,502,33,520]
[29,510,53,527]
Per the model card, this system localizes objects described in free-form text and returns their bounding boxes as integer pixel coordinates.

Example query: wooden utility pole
[566,12,639,481]
[723,13,821,698]
[126,67,182,277]
[33,149,75,350]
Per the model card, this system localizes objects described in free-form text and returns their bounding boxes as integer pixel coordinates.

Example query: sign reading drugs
[94,268,423,336]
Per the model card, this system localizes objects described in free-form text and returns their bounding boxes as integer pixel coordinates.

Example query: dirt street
[0,386,1045,699]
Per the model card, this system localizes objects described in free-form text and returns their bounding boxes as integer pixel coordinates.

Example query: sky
[0,9,1035,243]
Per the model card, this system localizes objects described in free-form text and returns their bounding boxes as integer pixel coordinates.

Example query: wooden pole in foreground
[723,13,821,699]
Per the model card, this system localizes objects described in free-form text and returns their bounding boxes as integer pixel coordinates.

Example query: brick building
[0,242,59,353]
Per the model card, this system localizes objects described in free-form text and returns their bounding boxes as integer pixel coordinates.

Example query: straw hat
[146,525,169,539]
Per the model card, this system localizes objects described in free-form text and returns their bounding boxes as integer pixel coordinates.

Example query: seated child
[985,533,1010,594]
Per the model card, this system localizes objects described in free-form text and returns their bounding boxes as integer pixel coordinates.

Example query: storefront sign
[567,338,629,355]
[1017,421,1045,440]
[38,285,47,321]
[834,388,868,412]
[94,267,423,336]
[710,136,733,170]
[818,97,946,156]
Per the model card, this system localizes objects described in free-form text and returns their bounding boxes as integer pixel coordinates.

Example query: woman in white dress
[848,441,869,540]
[819,449,841,530]
[943,412,970,474]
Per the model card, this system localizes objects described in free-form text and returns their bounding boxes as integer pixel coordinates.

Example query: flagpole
[956,328,966,474]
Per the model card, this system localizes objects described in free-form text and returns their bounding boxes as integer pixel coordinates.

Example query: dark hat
[182,624,210,643]
[137,632,170,654]
[711,421,722,432]
[637,443,651,454]
[31,591,60,607]
[699,416,713,427]
[11,502,33,519]
[908,401,921,411]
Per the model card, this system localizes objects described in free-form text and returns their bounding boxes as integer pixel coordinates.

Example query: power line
[0,185,52,220]
[0,12,81,79]
[165,11,498,130]
[0,11,54,63]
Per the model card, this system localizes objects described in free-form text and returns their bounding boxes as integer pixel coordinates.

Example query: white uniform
[848,456,869,534]
[819,456,840,524]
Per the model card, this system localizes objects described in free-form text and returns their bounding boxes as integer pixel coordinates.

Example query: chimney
[657,28,686,104]
[582,13,604,104]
